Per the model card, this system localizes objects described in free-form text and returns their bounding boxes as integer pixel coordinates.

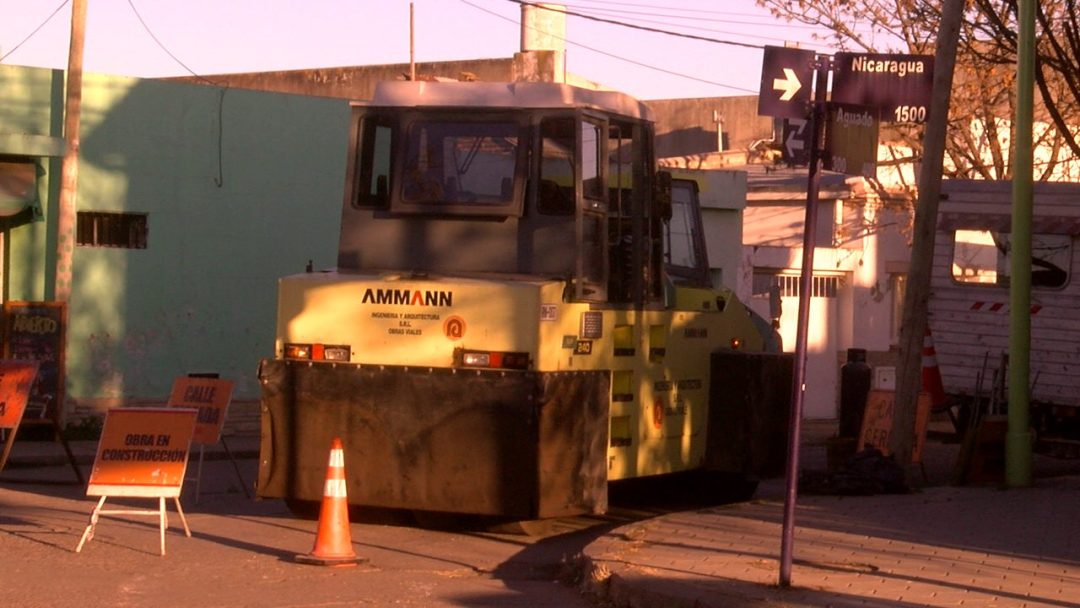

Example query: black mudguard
[706,351,794,479]
[257,359,609,519]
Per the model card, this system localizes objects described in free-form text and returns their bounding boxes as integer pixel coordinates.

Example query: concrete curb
[578,529,799,608]
[579,548,811,608]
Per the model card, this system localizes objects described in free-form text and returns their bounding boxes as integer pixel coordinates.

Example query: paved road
[0,454,617,608]
[9,420,1078,607]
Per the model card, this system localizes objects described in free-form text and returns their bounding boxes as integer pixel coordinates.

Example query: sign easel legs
[74,495,192,556]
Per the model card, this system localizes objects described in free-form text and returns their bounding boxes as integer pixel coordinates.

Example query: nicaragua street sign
[832,52,934,123]
[758,45,815,119]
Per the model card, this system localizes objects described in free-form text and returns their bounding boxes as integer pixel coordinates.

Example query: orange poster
[88,408,197,492]
[0,361,39,429]
[166,377,234,444]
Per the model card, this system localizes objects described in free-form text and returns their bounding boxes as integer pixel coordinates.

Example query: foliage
[757,0,1080,181]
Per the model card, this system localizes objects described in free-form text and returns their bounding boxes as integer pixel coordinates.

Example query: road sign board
[832,53,934,123]
[168,376,234,445]
[88,407,197,491]
[824,103,879,178]
[781,118,810,166]
[758,46,815,119]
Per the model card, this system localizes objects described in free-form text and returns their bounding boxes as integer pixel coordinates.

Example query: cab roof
[356,80,654,122]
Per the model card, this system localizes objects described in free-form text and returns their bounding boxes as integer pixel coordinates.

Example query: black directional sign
[781,118,810,166]
[823,103,879,178]
[832,53,934,123]
[758,46,815,119]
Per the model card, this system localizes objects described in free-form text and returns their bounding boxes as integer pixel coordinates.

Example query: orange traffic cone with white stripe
[921,327,948,408]
[295,438,366,566]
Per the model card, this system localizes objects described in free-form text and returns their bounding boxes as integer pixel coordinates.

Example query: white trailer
[930,179,1080,443]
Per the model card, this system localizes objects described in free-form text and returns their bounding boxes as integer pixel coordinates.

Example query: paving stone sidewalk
[581,423,1080,608]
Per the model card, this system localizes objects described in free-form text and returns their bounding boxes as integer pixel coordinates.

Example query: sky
[0,0,846,101]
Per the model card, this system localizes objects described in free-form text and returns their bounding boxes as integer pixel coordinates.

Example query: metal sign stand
[75,494,191,557]
[168,374,248,503]
[188,437,250,503]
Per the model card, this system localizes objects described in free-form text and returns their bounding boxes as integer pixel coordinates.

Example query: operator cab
[339,81,708,308]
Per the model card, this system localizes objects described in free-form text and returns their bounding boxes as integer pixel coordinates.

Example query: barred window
[76,211,148,249]
[753,271,839,298]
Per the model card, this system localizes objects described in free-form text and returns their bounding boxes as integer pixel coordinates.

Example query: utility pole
[409,3,416,82]
[53,0,87,302]
[889,0,964,464]
[1006,0,1035,488]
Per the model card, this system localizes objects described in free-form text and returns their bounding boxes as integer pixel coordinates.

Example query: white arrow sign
[773,68,802,102]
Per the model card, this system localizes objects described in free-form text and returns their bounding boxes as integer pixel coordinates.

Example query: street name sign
[824,103,879,178]
[758,46,815,119]
[832,52,934,123]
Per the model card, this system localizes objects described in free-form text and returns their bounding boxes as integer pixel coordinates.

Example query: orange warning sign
[167,377,234,444]
[88,407,197,490]
[0,360,39,429]
[858,390,931,464]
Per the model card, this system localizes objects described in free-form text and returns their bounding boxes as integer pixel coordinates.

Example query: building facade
[1,65,350,430]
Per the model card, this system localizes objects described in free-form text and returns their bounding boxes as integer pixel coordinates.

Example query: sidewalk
[581,421,1080,607]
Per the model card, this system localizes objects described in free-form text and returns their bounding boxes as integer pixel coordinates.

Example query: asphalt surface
[0,441,607,608]
[4,420,1080,607]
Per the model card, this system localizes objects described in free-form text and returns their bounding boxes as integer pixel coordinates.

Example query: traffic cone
[921,327,948,408]
[295,438,366,566]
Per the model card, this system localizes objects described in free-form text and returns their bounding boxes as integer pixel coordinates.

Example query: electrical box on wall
[874,366,896,391]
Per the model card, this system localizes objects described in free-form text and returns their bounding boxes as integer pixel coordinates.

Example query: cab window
[353,116,394,208]
[401,120,520,207]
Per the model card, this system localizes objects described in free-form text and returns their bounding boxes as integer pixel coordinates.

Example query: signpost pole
[760,42,936,590]
[779,54,830,588]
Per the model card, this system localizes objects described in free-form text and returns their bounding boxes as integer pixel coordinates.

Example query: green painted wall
[1,66,349,413]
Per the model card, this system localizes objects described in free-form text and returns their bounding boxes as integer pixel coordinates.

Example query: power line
[506,0,764,50]
[562,1,828,32]
[460,0,758,94]
[563,0,781,18]
[125,0,226,187]
[558,7,815,45]
[125,0,218,86]
[0,0,70,64]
